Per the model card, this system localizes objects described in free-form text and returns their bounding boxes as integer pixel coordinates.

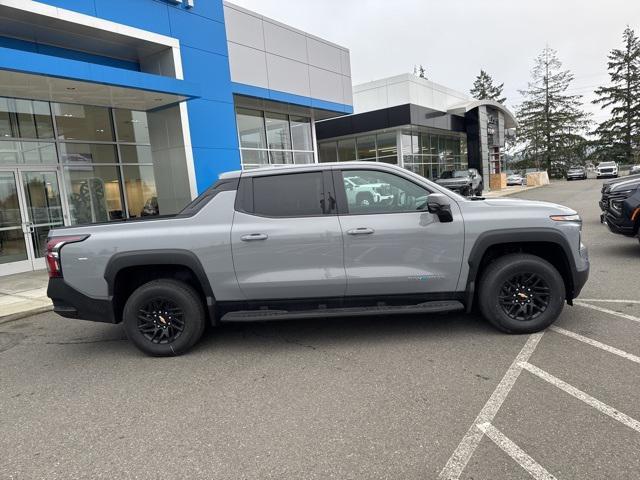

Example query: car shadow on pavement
[193,311,500,355]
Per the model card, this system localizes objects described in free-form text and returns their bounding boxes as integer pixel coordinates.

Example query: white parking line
[520,362,640,434]
[579,299,640,305]
[574,301,640,324]
[549,326,640,365]
[477,423,557,480]
[438,333,544,480]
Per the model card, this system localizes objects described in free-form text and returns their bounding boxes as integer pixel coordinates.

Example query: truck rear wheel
[122,279,205,356]
[478,253,565,333]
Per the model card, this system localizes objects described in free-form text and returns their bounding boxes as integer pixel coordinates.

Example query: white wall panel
[307,37,341,74]
[266,54,311,97]
[223,5,264,50]
[263,21,308,63]
[224,1,352,107]
[227,42,269,88]
[309,66,343,104]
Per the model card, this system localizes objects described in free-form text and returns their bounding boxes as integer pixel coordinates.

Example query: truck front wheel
[478,253,565,333]
[122,279,205,356]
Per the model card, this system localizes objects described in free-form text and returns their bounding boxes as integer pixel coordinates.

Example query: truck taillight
[45,235,89,278]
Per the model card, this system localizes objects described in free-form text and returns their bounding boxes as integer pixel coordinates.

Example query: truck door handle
[347,227,374,235]
[240,233,268,241]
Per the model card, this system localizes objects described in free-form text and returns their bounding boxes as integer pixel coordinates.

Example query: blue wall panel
[167,8,227,53]
[192,147,242,193]
[40,0,96,15]
[186,99,238,150]
[180,47,233,103]
[93,0,172,36]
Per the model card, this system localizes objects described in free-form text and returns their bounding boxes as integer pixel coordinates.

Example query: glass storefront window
[356,136,376,160]
[0,98,54,139]
[241,150,269,169]
[52,103,114,142]
[290,116,313,151]
[236,108,314,169]
[122,165,159,218]
[64,164,124,224]
[376,132,397,159]
[318,141,337,162]
[120,145,154,163]
[265,113,292,151]
[59,143,118,164]
[0,141,57,165]
[293,152,314,164]
[337,138,356,161]
[237,109,266,149]
[114,109,150,144]
[269,150,293,165]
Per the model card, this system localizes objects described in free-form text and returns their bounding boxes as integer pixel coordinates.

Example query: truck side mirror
[426,193,453,222]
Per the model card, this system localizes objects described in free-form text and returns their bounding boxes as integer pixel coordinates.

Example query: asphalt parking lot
[1,178,639,480]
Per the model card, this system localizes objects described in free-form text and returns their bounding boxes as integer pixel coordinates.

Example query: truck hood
[610,176,640,192]
[479,197,576,214]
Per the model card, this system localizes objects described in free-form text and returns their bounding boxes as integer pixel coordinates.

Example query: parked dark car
[600,175,640,239]
[599,174,640,212]
[566,165,587,181]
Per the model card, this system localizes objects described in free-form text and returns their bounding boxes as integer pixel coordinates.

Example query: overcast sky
[230,0,640,123]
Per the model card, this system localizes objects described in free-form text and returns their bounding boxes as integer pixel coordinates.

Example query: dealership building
[0,0,514,276]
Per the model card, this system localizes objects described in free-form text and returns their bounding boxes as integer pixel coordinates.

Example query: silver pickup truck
[46,162,589,356]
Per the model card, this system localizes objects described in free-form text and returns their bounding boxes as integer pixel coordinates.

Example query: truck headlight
[550,214,581,222]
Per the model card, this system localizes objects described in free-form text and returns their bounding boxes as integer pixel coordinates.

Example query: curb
[483,184,546,198]
[0,305,53,325]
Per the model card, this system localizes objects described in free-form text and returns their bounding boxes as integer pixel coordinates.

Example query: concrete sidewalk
[0,270,51,323]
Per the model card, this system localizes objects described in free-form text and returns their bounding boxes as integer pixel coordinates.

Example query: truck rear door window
[252,172,324,217]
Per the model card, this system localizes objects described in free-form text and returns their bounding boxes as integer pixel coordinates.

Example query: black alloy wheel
[497,273,550,321]
[478,253,565,334]
[122,279,205,356]
[137,298,185,344]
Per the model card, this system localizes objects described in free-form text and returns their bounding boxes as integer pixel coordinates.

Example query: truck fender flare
[103,249,215,303]
[464,228,577,310]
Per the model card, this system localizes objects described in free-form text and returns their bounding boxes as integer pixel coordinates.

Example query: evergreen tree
[470,69,506,104]
[592,26,640,164]
[516,47,591,173]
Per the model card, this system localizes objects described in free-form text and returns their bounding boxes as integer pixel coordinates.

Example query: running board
[220,300,464,322]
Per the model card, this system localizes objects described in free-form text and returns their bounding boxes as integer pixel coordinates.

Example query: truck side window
[341,170,429,214]
[252,172,325,217]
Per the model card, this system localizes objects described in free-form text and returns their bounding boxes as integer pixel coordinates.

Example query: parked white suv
[596,161,618,179]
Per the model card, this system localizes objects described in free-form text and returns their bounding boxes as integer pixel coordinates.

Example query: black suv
[600,175,640,238]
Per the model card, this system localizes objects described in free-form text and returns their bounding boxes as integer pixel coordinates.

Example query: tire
[122,279,206,356]
[478,253,565,334]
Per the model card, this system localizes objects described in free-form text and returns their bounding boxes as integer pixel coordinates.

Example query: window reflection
[235,108,315,169]
[122,165,158,218]
[64,165,124,223]
[114,109,150,144]
[52,103,114,142]
[0,98,53,139]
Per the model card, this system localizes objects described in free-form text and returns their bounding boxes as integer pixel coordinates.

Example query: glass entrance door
[0,171,31,274]
[0,168,65,275]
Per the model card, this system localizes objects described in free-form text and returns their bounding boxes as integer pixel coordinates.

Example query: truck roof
[218,161,405,179]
